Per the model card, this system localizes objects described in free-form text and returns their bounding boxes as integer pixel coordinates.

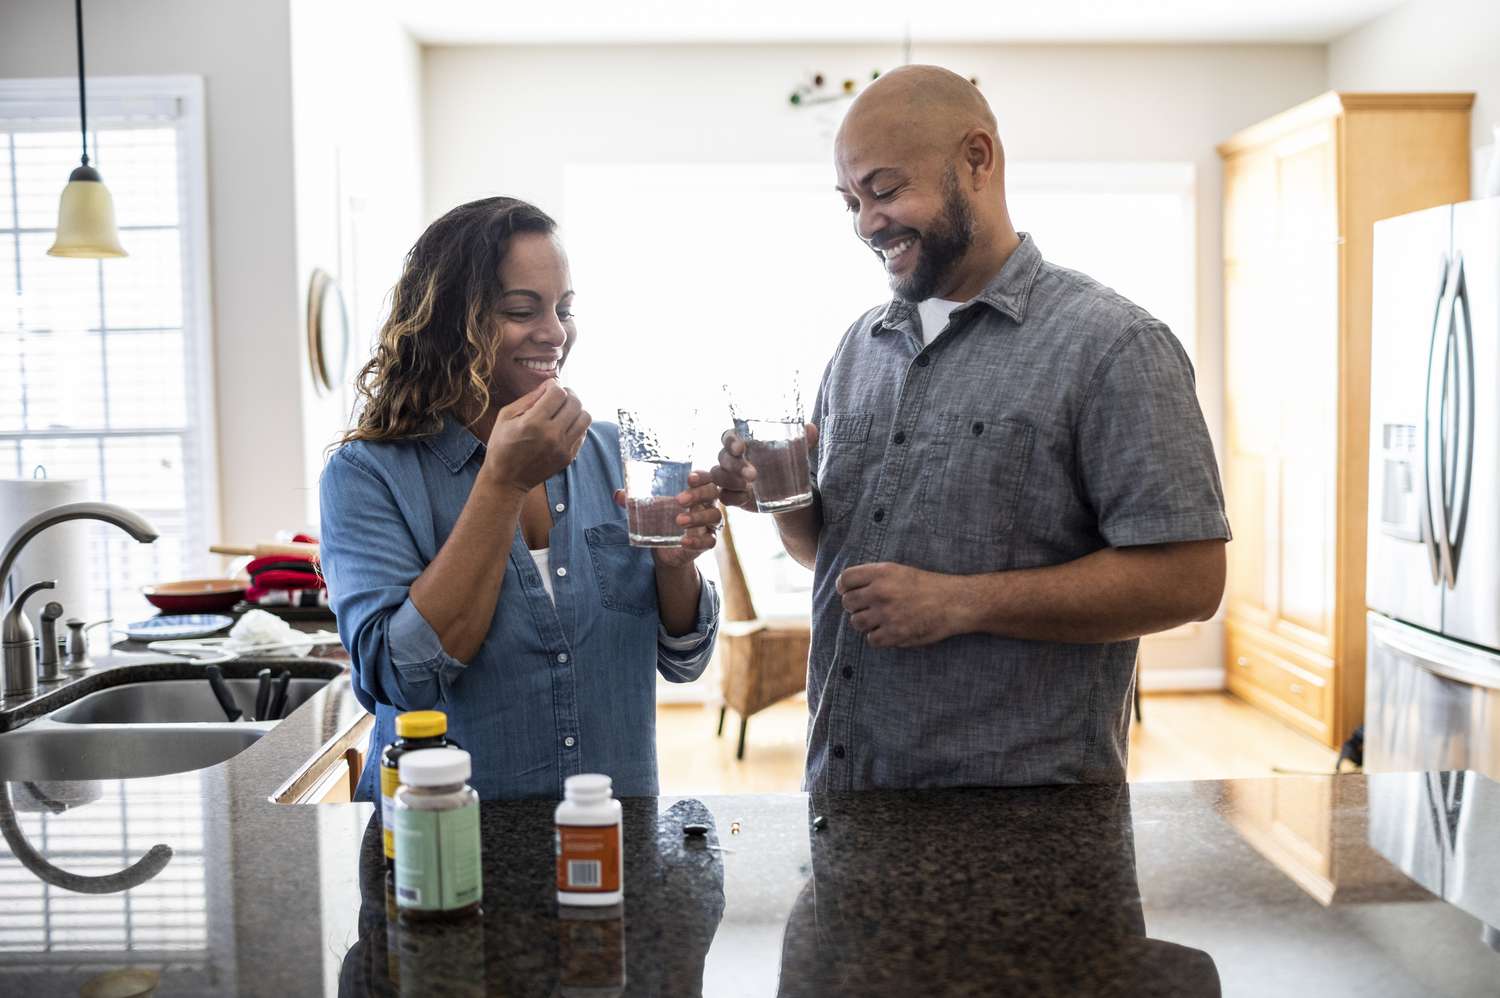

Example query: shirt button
[873,509,885,523]
[564,736,576,748]
[833,745,847,759]
[916,354,931,368]
[893,431,906,445]
[557,652,569,664]
[556,566,568,578]
[554,502,566,513]
[841,666,853,679]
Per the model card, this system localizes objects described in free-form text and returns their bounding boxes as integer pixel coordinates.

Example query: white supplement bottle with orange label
[555,773,623,906]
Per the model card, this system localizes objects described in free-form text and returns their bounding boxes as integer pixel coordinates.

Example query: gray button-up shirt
[806,233,1230,791]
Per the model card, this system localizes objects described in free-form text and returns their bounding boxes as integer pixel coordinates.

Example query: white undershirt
[916,297,963,346]
[530,548,555,603]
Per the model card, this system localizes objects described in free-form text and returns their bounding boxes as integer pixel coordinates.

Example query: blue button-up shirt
[319,417,719,801]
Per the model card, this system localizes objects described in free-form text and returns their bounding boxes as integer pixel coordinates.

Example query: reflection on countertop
[1,665,1499,997]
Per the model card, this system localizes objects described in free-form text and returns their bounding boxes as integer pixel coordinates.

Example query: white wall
[0,0,426,555]
[0,0,303,550]
[423,41,1329,683]
[1329,0,1500,195]
[290,0,426,527]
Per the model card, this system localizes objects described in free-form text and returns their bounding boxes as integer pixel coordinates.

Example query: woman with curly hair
[319,197,722,801]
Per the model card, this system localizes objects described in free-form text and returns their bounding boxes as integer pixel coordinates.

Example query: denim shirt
[319,417,719,801]
[806,234,1229,791]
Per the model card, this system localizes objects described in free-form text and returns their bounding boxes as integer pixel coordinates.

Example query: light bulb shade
[48,165,126,258]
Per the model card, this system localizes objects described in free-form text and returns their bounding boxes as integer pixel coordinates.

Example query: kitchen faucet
[1,501,158,698]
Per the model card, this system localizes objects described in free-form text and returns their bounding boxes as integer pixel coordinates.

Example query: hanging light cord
[74,0,88,167]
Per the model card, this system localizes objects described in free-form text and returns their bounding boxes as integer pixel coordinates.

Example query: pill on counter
[682,823,710,837]
[812,815,827,831]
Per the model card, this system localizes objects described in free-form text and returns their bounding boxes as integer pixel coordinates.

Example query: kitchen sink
[0,722,267,781]
[50,677,331,725]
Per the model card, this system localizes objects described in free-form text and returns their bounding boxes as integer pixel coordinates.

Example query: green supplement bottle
[393,747,483,920]
[381,711,452,869]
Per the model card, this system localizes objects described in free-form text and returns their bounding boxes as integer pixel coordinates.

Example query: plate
[145,630,341,660]
[126,614,235,642]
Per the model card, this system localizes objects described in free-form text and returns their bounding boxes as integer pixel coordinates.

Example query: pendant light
[47,0,126,259]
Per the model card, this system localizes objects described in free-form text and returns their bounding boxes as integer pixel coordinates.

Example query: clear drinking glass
[617,408,696,547]
[726,378,813,514]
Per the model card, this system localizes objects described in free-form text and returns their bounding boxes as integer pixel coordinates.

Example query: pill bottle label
[555,825,621,893]
[380,764,400,860]
[394,805,481,912]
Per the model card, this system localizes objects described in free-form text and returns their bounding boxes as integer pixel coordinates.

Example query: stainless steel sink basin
[50,677,330,724]
[0,722,266,781]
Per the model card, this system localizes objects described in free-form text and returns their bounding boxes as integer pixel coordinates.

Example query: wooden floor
[657,692,1341,796]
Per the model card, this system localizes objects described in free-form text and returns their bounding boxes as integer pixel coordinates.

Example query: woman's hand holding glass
[614,471,722,569]
[479,382,592,494]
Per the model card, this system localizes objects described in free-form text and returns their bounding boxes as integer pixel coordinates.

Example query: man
[713,65,1229,791]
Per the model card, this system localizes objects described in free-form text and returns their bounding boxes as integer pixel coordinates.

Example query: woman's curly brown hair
[341,197,558,445]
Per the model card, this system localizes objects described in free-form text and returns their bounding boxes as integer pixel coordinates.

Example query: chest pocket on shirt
[584,521,658,617]
[916,414,1035,543]
[816,413,873,525]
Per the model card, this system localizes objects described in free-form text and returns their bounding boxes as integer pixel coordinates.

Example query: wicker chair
[712,513,810,759]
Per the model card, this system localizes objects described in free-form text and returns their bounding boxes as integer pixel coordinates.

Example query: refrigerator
[1366,197,1500,781]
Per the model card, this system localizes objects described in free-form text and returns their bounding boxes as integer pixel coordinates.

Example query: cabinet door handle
[1236,657,1250,668]
[1289,682,1304,695]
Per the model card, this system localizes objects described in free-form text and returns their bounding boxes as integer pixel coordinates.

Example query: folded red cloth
[246,554,316,577]
[250,569,324,590]
[247,585,329,607]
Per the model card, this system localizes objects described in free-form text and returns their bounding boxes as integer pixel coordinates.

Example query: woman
[320,197,722,801]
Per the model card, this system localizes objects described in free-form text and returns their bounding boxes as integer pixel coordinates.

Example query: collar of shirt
[421,414,484,473]
[872,231,1045,339]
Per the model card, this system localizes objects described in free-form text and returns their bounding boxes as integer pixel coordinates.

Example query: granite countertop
[1,659,1498,996]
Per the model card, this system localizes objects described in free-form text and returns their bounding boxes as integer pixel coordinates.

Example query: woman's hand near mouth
[480,382,591,495]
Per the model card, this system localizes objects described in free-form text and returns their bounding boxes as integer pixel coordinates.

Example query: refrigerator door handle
[1371,614,1500,692]
[1442,259,1475,588]
[1422,257,1452,585]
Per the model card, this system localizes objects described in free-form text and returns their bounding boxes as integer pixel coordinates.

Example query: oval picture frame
[306,268,350,396]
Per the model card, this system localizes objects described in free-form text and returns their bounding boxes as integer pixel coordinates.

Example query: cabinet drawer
[1228,624,1332,739]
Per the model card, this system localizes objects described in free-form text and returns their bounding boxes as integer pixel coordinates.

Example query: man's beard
[889,166,975,302]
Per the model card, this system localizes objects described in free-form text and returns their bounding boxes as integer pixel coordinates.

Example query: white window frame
[0,75,219,611]
[1007,160,1198,365]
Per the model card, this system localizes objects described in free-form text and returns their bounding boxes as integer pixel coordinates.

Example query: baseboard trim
[1139,667,1225,692]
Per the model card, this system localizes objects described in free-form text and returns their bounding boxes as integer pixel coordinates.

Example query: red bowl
[141,579,247,613]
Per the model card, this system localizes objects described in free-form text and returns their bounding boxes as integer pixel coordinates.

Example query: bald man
[714,66,1230,791]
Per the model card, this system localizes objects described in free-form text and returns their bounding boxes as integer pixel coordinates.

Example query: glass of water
[617,408,696,547]
[725,376,813,514]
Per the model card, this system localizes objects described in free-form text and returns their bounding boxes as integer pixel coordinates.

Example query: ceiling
[396,0,1408,46]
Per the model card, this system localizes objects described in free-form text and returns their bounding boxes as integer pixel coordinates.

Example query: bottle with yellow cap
[381,711,454,869]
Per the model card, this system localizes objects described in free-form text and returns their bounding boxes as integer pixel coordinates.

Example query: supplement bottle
[555,773,624,906]
[393,747,483,919]
[381,711,453,869]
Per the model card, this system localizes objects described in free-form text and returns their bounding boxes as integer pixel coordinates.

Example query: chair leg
[736,715,749,760]
[1133,684,1143,723]
[716,705,726,737]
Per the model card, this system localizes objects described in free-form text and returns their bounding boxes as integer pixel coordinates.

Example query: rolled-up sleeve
[1077,320,1232,548]
[319,448,469,712]
[656,575,720,682]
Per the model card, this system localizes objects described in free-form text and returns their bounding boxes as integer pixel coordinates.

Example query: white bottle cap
[564,773,612,799]
[399,747,471,787]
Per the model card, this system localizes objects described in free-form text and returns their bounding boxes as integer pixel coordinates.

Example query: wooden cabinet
[1219,92,1472,747]
[1225,776,1430,906]
[272,710,374,804]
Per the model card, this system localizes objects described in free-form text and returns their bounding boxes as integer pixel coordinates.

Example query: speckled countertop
[1,658,1498,996]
